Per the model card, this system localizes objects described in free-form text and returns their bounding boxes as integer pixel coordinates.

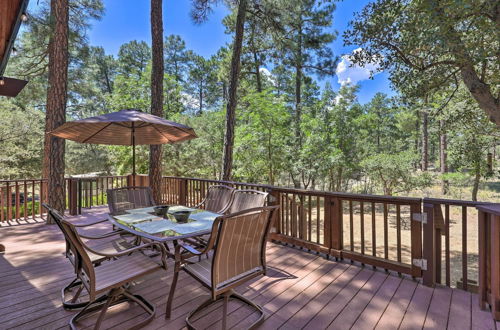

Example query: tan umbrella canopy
[50,108,197,176]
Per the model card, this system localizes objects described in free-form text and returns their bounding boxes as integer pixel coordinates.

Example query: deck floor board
[0,207,497,330]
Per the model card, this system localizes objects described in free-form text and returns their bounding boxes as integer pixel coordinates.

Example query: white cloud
[259,67,276,86]
[334,94,343,105]
[180,91,199,111]
[335,48,381,86]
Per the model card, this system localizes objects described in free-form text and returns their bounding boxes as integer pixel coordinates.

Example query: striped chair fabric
[197,185,234,214]
[60,219,165,329]
[166,206,279,328]
[107,186,156,215]
[225,189,269,215]
[194,207,273,289]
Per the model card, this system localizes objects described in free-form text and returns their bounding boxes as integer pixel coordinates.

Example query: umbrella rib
[82,122,114,143]
[151,124,172,143]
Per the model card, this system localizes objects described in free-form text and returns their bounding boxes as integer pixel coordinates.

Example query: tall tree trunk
[294,25,303,143]
[421,109,428,171]
[198,83,203,115]
[221,0,248,181]
[414,111,420,169]
[149,0,164,203]
[250,26,262,92]
[290,24,303,189]
[472,166,480,201]
[439,120,449,194]
[432,3,500,125]
[254,51,262,92]
[44,0,69,221]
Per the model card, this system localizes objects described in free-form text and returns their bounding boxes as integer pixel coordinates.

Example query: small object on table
[133,219,175,234]
[114,213,157,224]
[126,206,156,214]
[167,206,196,213]
[154,205,171,217]
[172,211,191,223]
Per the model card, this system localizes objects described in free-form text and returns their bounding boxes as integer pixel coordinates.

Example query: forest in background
[1,0,499,202]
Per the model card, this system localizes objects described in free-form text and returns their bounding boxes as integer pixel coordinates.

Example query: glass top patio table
[107,205,222,242]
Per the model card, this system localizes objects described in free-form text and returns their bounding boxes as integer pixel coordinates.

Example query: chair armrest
[193,199,205,209]
[177,242,205,256]
[78,229,125,240]
[72,218,109,227]
[82,241,162,258]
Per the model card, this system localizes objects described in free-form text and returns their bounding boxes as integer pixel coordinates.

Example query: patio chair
[185,185,235,249]
[165,205,279,329]
[106,186,156,215]
[60,218,167,330]
[225,189,269,215]
[42,203,137,309]
[194,184,234,214]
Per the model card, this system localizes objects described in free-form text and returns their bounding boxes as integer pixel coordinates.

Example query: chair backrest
[226,189,269,215]
[107,186,155,215]
[60,219,97,299]
[42,203,79,268]
[203,185,234,213]
[42,203,65,233]
[211,206,278,292]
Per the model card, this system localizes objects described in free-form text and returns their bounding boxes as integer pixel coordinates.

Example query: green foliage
[3,0,498,203]
[163,111,225,178]
[1,201,42,220]
[361,151,433,196]
[117,40,151,79]
[0,104,44,179]
[345,0,500,123]
[234,90,291,184]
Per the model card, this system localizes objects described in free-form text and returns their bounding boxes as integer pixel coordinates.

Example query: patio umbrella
[49,108,197,178]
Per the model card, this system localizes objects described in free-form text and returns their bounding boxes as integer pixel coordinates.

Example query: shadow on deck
[0,207,498,330]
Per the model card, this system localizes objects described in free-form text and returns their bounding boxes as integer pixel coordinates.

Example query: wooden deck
[0,207,498,330]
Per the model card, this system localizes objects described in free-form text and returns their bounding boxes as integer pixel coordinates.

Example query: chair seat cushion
[87,238,136,263]
[184,257,263,290]
[94,253,161,293]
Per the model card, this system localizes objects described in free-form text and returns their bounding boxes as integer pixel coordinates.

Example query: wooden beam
[0,0,30,76]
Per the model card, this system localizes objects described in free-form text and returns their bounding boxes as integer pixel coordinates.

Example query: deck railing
[161,176,424,278]
[422,198,489,291]
[0,175,493,294]
[0,176,129,221]
[0,179,47,222]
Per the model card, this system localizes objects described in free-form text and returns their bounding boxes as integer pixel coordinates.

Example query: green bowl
[172,210,191,223]
[154,205,170,217]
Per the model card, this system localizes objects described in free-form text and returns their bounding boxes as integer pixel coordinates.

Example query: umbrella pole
[132,123,136,186]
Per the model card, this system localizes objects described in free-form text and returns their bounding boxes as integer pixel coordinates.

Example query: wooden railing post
[422,202,436,287]
[476,204,500,321]
[331,197,343,256]
[433,205,445,284]
[324,196,333,252]
[68,179,79,215]
[178,178,187,205]
[268,189,281,234]
[324,196,342,259]
[490,214,500,320]
[410,202,423,278]
[77,179,82,215]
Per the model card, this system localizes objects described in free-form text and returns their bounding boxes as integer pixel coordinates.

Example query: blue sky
[30,0,395,103]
